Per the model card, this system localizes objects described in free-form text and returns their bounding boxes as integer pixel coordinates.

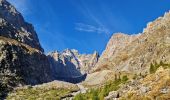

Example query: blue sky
[8,0,170,54]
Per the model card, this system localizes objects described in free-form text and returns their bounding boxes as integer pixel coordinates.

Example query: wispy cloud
[71,0,133,35]
[75,23,110,34]
[8,0,30,15]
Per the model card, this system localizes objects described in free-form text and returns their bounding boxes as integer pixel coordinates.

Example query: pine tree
[150,63,155,74]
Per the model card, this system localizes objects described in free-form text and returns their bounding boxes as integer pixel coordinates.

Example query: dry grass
[0,36,40,53]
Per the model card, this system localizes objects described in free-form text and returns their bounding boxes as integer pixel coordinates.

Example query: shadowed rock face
[0,37,53,84]
[47,49,99,83]
[0,0,43,52]
[0,0,52,98]
[0,36,53,98]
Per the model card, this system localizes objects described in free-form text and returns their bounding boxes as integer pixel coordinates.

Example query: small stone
[105,91,119,100]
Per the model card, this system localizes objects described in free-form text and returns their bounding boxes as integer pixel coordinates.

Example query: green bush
[133,74,137,80]
[150,63,155,74]
[122,75,128,83]
[149,61,170,74]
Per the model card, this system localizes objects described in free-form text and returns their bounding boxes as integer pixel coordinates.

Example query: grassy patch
[74,76,128,100]
[7,86,72,100]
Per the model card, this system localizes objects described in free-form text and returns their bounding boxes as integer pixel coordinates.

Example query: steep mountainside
[93,11,170,75]
[94,33,140,72]
[47,49,99,83]
[0,0,53,98]
[99,33,140,61]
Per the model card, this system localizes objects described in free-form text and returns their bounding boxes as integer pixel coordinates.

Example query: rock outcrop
[99,33,140,61]
[0,0,43,52]
[47,49,99,83]
[93,33,140,72]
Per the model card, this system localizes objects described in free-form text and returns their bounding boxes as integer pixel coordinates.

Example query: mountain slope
[119,67,170,100]
[73,11,170,100]
[93,11,170,76]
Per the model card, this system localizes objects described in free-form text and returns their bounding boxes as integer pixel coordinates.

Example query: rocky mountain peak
[143,10,170,34]
[0,0,43,52]
[0,0,19,15]
[62,49,79,57]
[48,51,60,60]
[47,49,99,82]
[99,32,140,61]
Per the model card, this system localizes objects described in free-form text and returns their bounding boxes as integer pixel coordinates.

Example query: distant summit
[47,49,99,83]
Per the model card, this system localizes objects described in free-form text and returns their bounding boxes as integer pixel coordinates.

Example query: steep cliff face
[47,49,99,83]
[100,33,140,60]
[94,33,140,71]
[0,36,53,84]
[0,0,52,98]
[93,11,170,75]
[0,36,53,98]
[0,0,43,52]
